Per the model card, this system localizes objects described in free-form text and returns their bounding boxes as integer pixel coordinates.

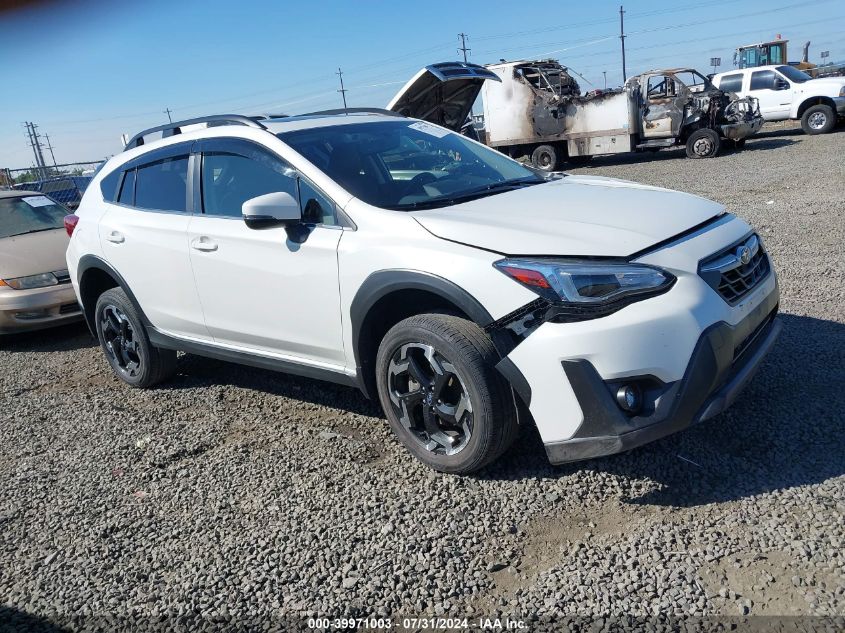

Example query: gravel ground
[1,125,843,631]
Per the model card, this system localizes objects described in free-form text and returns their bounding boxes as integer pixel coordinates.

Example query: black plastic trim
[147,329,359,388]
[350,270,494,398]
[494,357,532,406]
[76,255,153,334]
[546,285,781,464]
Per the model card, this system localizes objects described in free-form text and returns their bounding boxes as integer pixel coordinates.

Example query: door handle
[191,237,218,252]
[106,231,125,244]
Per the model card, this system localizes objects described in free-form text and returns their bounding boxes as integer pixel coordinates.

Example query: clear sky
[1,0,843,168]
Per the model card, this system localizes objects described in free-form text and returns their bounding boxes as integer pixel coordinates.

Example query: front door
[641,74,686,139]
[187,138,345,367]
[747,69,792,120]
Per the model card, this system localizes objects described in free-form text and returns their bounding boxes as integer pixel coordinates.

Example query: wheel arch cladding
[77,255,150,335]
[350,270,495,400]
[798,96,836,117]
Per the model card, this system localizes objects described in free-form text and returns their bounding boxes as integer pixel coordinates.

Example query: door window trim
[107,141,195,215]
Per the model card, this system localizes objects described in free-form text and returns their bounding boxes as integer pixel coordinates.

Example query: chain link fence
[1,161,104,209]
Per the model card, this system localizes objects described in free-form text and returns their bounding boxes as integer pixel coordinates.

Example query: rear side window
[100,169,121,201]
[118,169,136,205]
[718,74,744,93]
[750,70,775,90]
[135,156,189,212]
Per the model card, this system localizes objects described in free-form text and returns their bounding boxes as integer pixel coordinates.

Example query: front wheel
[685,128,721,158]
[94,287,176,388]
[375,314,518,474]
[801,104,836,134]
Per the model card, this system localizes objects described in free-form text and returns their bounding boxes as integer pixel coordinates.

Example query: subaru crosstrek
[65,63,780,474]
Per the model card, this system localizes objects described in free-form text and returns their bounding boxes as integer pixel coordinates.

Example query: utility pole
[23,122,47,180]
[458,33,471,62]
[619,5,627,83]
[336,68,348,109]
[603,71,607,90]
[163,108,173,123]
[44,134,58,170]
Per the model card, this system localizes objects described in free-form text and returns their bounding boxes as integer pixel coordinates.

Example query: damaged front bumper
[544,284,780,464]
[720,116,764,140]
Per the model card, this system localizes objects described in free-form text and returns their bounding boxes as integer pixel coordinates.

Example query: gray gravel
[1,125,843,630]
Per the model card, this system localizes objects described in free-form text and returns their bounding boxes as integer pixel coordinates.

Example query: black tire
[94,287,176,388]
[685,128,721,158]
[531,144,562,171]
[800,104,836,135]
[375,314,518,474]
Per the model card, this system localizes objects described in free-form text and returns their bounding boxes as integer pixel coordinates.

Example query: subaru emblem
[738,245,751,265]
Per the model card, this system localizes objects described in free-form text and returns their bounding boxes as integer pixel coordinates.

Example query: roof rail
[298,107,406,118]
[123,114,267,150]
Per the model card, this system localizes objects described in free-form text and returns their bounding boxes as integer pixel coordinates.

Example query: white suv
[712,65,845,134]
[66,64,781,474]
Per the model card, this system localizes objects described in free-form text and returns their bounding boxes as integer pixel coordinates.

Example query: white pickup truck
[712,65,845,134]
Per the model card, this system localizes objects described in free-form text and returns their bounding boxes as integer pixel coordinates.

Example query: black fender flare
[351,270,508,399]
[77,255,152,334]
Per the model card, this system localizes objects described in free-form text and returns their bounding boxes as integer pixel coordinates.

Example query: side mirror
[242,191,301,229]
[774,78,790,90]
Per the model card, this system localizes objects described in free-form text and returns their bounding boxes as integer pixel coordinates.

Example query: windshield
[0,195,66,239]
[776,65,811,83]
[278,120,544,210]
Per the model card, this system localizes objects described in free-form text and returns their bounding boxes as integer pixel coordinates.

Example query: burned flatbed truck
[480,60,764,170]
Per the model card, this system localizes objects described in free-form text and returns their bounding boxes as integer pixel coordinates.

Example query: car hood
[0,229,70,279]
[387,62,500,131]
[801,77,845,93]
[411,175,725,257]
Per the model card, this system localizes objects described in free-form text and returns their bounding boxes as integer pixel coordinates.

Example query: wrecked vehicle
[477,60,764,170]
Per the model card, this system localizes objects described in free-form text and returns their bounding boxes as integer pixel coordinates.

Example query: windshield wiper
[392,178,543,211]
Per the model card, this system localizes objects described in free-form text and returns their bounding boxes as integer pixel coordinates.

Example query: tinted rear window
[100,168,121,201]
[134,156,189,212]
[718,74,744,92]
[118,169,135,205]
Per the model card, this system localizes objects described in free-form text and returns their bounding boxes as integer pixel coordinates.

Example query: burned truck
[480,60,764,170]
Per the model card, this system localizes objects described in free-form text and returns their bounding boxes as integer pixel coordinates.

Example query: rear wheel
[531,144,562,171]
[94,288,176,388]
[375,314,518,474]
[800,104,836,134]
[685,128,721,158]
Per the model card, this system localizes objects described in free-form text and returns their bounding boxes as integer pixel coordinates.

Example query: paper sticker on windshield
[408,121,450,138]
[23,196,54,208]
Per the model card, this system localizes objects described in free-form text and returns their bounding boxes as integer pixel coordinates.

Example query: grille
[699,234,770,304]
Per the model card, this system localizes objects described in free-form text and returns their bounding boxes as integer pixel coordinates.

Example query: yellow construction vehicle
[734,36,816,72]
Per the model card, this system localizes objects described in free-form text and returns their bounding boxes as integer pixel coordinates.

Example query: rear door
[187,138,345,366]
[98,142,210,340]
[387,62,501,131]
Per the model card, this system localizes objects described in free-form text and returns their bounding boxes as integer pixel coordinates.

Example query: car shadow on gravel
[479,313,845,508]
[0,606,68,632]
[0,321,93,353]
[167,354,383,418]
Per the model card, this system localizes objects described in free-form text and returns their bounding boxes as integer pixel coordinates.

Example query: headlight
[3,272,60,290]
[494,259,675,320]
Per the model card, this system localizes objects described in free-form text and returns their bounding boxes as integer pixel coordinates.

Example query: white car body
[66,66,781,469]
[712,65,845,125]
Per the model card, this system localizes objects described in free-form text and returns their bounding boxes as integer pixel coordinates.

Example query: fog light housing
[14,309,50,320]
[616,384,642,413]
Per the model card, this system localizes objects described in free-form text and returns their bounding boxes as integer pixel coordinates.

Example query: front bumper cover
[834,96,845,116]
[720,116,764,140]
[545,285,780,464]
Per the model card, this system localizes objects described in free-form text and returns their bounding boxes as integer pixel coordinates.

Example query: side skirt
[147,328,360,389]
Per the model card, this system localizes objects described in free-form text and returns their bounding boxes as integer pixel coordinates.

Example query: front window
[775,65,810,84]
[278,120,544,210]
[0,195,66,239]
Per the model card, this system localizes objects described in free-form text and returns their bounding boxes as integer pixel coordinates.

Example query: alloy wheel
[808,111,827,130]
[386,343,473,456]
[100,305,142,378]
